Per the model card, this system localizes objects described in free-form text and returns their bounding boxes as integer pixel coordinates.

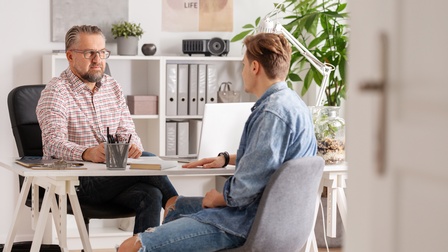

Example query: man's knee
[118,235,141,252]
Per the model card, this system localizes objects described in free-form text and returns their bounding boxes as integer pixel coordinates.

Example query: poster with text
[163,0,233,32]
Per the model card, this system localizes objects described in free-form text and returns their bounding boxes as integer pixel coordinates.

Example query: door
[346,0,448,252]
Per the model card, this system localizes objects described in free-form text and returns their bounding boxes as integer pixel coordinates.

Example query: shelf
[166,115,203,120]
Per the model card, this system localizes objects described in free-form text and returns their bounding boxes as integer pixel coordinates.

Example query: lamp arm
[278,25,333,106]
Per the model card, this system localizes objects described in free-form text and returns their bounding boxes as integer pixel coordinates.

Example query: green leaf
[231,30,253,42]
[308,33,327,49]
[288,72,302,82]
[302,70,314,96]
[337,3,347,12]
[312,67,323,84]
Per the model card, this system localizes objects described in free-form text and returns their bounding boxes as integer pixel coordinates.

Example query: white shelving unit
[42,54,249,156]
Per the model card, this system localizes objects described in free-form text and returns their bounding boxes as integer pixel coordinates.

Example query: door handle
[359,32,388,176]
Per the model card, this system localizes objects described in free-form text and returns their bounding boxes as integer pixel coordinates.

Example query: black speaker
[182,38,229,56]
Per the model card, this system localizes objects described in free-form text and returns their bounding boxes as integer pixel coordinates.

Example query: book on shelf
[128,156,178,170]
[15,156,85,170]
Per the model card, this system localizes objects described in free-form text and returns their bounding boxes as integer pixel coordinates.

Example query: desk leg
[51,194,69,252]
[4,177,33,252]
[326,185,338,238]
[30,184,56,252]
[67,184,92,252]
[336,186,347,229]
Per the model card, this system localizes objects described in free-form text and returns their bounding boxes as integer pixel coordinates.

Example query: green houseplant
[232,0,349,107]
[111,21,144,56]
[232,0,349,164]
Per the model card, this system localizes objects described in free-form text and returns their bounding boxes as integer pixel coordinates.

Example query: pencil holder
[105,143,129,170]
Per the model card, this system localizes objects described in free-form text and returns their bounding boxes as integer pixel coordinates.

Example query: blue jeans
[77,175,178,234]
[137,197,245,252]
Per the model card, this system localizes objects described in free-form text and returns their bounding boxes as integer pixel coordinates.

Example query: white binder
[188,119,202,155]
[177,121,189,156]
[197,64,207,115]
[165,122,177,155]
[206,64,217,104]
[166,64,178,116]
[188,64,198,115]
[177,64,189,116]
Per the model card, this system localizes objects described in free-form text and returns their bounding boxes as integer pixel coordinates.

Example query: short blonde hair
[243,33,291,80]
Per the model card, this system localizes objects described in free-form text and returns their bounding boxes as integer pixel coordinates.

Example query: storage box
[127,95,158,115]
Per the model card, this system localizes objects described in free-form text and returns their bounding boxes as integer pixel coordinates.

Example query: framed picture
[51,0,129,42]
[162,0,233,32]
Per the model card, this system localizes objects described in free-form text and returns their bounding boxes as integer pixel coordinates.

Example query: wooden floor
[319,248,342,252]
[71,248,342,252]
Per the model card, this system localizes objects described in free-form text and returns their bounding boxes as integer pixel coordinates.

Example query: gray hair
[65,25,105,50]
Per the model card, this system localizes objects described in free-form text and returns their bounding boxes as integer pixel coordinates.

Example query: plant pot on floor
[117,36,139,56]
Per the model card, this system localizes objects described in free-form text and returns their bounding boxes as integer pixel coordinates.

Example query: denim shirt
[187,81,317,238]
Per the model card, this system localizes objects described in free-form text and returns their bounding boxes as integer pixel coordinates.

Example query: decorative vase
[308,106,325,124]
[313,106,345,164]
[142,43,157,56]
[117,36,139,56]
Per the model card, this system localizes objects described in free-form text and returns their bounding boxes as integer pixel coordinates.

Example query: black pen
[127,134,132,144]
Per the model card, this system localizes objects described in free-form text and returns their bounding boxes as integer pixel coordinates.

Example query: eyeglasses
[70,49,111,59]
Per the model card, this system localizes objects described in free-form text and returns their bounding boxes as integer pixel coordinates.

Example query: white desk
[0,160,235,252]
[1,160,347,252]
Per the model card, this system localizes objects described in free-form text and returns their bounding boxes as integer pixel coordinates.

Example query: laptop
[162,102,254,163]
[197,102,254,160]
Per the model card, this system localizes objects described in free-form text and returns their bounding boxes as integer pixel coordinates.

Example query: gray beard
[81,71,103,83]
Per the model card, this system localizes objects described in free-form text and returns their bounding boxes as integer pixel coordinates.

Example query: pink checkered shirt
[36,68,143,160]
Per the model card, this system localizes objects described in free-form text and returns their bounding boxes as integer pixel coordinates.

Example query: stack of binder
[165,120,202,156]
[166,63,218,116]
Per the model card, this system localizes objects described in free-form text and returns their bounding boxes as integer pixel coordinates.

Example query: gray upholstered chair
[222,156,324,252]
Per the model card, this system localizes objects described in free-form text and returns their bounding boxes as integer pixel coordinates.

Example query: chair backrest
[7,85,45,157]
[226,156,324,252]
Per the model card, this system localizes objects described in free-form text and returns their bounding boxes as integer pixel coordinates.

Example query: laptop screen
[197,102,254,159]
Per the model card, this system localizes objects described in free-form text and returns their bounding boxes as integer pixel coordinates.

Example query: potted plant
[111,21,144,56]
[231,0,349,164]
[232,0,348,107]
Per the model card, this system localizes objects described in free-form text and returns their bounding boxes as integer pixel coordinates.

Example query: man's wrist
[218,151,229,168]
[81,148,89,161]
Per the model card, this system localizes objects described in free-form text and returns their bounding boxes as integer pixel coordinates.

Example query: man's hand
[202,189,226,208]
[128,143,142,159]
[182,156,225,169]
[82,142,106,163]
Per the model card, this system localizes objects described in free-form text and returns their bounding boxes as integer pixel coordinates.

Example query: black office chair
[7,84,136,235]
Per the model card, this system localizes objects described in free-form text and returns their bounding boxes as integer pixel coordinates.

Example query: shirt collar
[252,81,289,111]
[65,68,103,93]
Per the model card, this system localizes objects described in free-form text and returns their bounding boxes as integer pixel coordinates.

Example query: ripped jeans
[136,197,245,252]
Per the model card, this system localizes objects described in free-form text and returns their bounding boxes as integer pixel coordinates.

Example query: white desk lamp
[256,8,335,106]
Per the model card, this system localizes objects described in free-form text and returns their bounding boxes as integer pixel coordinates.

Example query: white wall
[0,0,277,243]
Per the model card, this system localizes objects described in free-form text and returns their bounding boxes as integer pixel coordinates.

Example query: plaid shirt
[36,68,143,160]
